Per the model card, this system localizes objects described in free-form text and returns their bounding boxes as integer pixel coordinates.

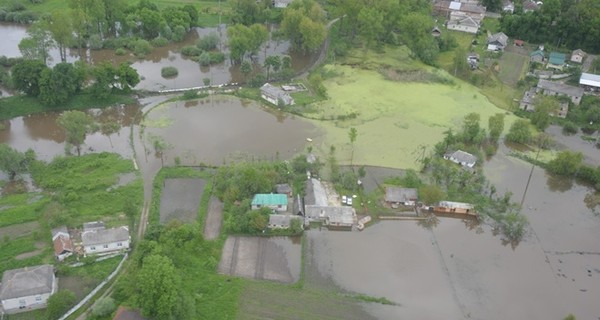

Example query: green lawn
[498,51,529,86]
[0,234,52,275]
[0,193,49,228]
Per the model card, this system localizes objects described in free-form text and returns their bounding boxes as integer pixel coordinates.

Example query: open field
[159,178,205,224]
[498,51,529,86]
[308,65,517,169]
[0,193,48,228]
[219,236,301,283]
[0,221,40,240]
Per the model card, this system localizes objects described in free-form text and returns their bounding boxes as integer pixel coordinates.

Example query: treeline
[500,0,600,53]
[328,0,455,65]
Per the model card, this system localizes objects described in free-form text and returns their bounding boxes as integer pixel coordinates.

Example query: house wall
[56,252,73,262]
[84,239,130,255]
[251,204,287,212]
[447,24,478,34]
[2,292,53,313]
[260,93,278,105]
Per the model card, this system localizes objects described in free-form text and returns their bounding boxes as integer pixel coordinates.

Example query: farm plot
[218,236,301,283]
[159,178,205,224]
[498,51,528,86]
[203,196,223,240]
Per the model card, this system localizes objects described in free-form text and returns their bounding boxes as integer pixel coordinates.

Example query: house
[536,79,584,105]
[305,206,356,231]
[0,265,56,314]
[487,32,508,51]
[444,150,477,168]
[434,1,486,20]
[384,187,418,207]
[431,26,441,37]
[275,183,293,197]
[580,73,600,92]
[433,201,477,216]
[523,0,540,12]
[446,16,480,34]
[51,226,74,262]
[268,214,302,229]
[272,0,293,8]
[260,83,294,106]
[529,50,545,63]
[519,88,537,111]
[503,0,514,13]
[82,225,130,255]
[113,306,147,320]
[547,52,566,71]
[251,193,288,212]
[571,49,586,64]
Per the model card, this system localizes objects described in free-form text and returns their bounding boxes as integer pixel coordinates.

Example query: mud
[158,178,205,224]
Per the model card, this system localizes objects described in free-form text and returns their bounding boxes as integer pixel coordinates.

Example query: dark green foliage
[547,151,584,177]
[11,59,48,97]
[45,290,76,320]
[562,121,578,135]
[161,66,179,78]
[38,63,85,106]
[136,254,181,320]
[488,113,505,144]
[506,119,532,144]
[181,45,202,57]
[0,145,35,181]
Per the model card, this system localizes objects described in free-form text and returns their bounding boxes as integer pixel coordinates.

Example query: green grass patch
[197,180,213,232]
[0,93,135,121]
[498,52,529,86]
[0,193,49,228]
[4,309,46,320]
[0,235,52,275]
[58,255,123,282]
[349,293,396,305]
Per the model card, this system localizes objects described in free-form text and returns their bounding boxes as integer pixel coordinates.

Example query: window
[35,296,42,301]
[103,244,108,249]
[117,242,122,247]
[19,300,26,306]
[90,246,96,251]
[277,205,282,209]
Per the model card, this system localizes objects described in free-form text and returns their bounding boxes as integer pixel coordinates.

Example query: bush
[46,290,76,320]
[562,121,578,135]
[102,37,131,49]
[182,90,198,100]
[151,36,169,47]
[181,45,202,57]
[161,66,179,78]
[172,25,186,42]
[89,34,103,50]
[115,48,127,56]
[198,51,211,66]
[133,39,152,57]
[92,297,116,317]
[248,73,266,87]
[209,51,225,64]
[197,32,219,51]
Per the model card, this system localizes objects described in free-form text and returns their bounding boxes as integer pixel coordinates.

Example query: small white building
[82,225,130,255]
[51,226,74,262]
[444,150,477,168]
[260,83,294,106]
[580,73,600,92]
[0,265,57,314]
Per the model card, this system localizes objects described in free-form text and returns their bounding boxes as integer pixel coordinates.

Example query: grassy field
[0,234,52,274]
[0,193,49,228]
[498,52,529,86]
[306,64,517,169]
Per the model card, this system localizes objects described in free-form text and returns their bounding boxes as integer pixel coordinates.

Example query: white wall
[84,239,130,255]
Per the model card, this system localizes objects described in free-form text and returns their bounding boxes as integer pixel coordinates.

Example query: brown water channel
[0,23,317,91]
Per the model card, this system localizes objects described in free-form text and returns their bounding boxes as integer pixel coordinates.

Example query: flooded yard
[158,178,205,224]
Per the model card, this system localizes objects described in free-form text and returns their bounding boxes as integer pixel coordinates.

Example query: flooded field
[141,96,320,167]
[219,236,301,283]
[546,125,600,166]
[0,104,141,161]
[158,178,205,224]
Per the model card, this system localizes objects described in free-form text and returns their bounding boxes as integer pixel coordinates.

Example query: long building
[580,73,600,92]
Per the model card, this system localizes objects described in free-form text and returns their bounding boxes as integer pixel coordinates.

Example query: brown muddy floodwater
[0,104,141,161]
[546,125,600,166]
[0,23,317,91]
[139,95,321,167]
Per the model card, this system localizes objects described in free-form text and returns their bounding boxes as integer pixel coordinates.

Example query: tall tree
[488,113,505,144]
[11,59,49,97]
[506,119,532,144]
[348,127,357,167]
[57,111,96,156]
[531,96,558,130]
[136,255,181,320]
[39,63,85,106]
[100,118,120,148]
[48,11,73,62]
[462,113,482,143]
[18,21,55,65]
[0,145,35,181]
[547,151,584,177]
[281,0,326,52]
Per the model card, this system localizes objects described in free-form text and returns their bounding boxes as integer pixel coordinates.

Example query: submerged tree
[57,111,96,156]
[0,145,35,181]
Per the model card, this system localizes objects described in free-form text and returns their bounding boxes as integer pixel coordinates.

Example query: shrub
[89,34,103,50]
[181,45,202,57]
[115,48,127,56]
[198,51,211,66]
[161,66,178,78]
[182,90,198,100]
[151,36,169,47]
[197,32,219,51]
[248,73,266,87]
[172,25,186,42]
[209,51,225,64]
[562,121,578,135]
[102,37,130,49]
[133,39,152,57]
[92,297,116,317]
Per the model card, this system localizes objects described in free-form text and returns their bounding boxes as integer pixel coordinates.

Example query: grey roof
[537,79,584,97]
[82,226,129,246]
[0,265,54,300]
[572,49,586,57]
[306,205,355,224]
[580,73,600,87]
[446,150,477,165]
[448,16,480,28]
[487,32,508,47]
[304,178,328,207]
[275,184,292,194]
[83,221,105,232]
[461,3,486,14]
[385,187,418,203]
[51,226,69,240]
[521,88,537,105]
[268,214,301,228]
[449,1,461,10]
[260,83,294,105]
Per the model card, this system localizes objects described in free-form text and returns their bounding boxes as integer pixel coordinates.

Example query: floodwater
[0,23,317,91]
[0,104,141,161]
[546,125,600,166]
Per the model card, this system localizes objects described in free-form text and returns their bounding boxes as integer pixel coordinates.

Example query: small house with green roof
[252,193,288,212]
[530,50,545,63]
[547,52,566,71]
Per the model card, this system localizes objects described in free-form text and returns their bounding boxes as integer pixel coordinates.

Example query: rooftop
[448,16,480,28]
[304,178,328,207]
[537,79,584,97]
[305,205,355,224]
[548,52,566,65]
[385,187,418,203]
[252,194,288,206]
[580,73,600,87]
[530,50,544,57]
[445,150,477,165]
[83,221,105,232]
[487,32,508,47]
[0,265,55,300]
[51,226,69,241]
[82,226,130,246]
[269,214,301,227]
[275,183,292,195]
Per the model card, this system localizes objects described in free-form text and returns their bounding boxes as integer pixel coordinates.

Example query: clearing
[159,178,205,224]
[498,51,529,86]
[203,196,223,240]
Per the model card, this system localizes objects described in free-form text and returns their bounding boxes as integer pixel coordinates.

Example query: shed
[275,183,293,197]
[529,50,545,63]
[251,193,288,212]
[580,73,600,91]
[51,226,74,262]
[570,49,586,64]
[384,187,418,206]
[487,32,508,51]
[82,226,130,255]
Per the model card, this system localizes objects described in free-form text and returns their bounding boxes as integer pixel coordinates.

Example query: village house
[570,49,586,64]
[260,83,294,106]
[83,221,105,232]
[251,193,288,212]
[433,201,477,216]
[275,183,293,197]
[268,214,302,229]
[0,265,56,314]
[529,50,545,63]
[384,187,418,208]
[547,52,566,71]
[523,0,540,12]
[446,15,480,34]
[51,226,74,262]
[82,225,130,256]
[503,0,514,13]
[486,32,508,51]
[536,79,584,105]
[272,0,293,8]
[434,1,486,20]
[444,150,477,168]
[580,73,600,92]
[302,178,356,231]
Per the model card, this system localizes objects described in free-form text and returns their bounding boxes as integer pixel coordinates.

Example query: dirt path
[582,54,597,73]
[15,249,43,260]
[203,196,223,240]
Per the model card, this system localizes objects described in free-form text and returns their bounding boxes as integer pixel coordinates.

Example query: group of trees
[11,59,139,105]
[227,23,268,63]
[281,0,327,53]
[500,0,600,53]
[0,145,35,181]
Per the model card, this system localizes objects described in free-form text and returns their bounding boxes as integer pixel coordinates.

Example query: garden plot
[218,236,301,283]
[203,196,223,240]
[159,178,206,224]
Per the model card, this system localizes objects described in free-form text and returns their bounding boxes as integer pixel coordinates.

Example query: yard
[498,51,529,86]
[159,178,206,224]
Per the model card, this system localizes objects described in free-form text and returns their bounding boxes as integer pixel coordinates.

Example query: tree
[281,0,326,52]
[505,119,532,144]
[462,112,481,143]
[547,151,584,177]
[149,134,169,166]
[38,63,85,106]
[419,184,445,205]
[136,255,181,320]
[264,55,281,80]
[45,290,76,320]
[530,96,558,130]
[140,8,164,39]
[11,59,49,97]
[488,113,505,144]
[48,11,73,62]
[92,297,116,317]
[116,62,140,92]
[18,21,55,65]
[240,60,252,80]
[57,111,96,156]
[453,47,469,77]
[0,145,35,181]
[348,127,357,167]
[357,7,384,49]
[100,118,120,147]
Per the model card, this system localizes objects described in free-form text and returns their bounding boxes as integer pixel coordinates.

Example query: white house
[446,15,480,34]
[0,265,56,314]
[260,83,294,106]
[444,150,477,168]
[51,226,74,262]
[82,225,130,255]
[571,49,586,64]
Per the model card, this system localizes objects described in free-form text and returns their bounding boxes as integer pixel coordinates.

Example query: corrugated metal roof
[580,73,600,87]
[252,194,288,206]
[449,1,462,10]
[548,52,566,65]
